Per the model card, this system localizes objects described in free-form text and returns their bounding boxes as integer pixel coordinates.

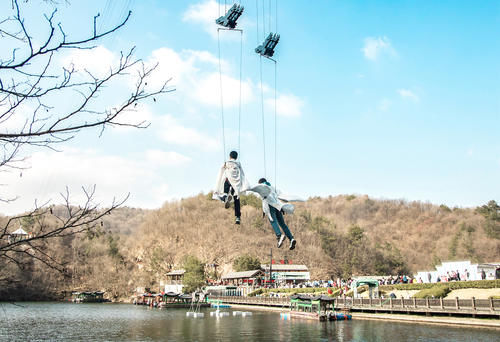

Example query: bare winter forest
[1,194,498,301]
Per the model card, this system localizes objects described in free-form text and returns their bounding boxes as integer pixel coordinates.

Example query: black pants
[224,179,241,217]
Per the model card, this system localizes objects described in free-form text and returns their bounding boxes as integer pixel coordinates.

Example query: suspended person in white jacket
[251,178,297,250]
[213,151,249,224]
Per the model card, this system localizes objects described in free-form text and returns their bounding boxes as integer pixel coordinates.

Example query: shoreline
[227,304,500,329]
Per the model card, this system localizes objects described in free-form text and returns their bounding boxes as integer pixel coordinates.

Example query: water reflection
[0,303,498,341]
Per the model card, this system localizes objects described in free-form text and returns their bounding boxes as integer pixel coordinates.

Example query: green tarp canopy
[290,294,335,302]
[355,279,379,287]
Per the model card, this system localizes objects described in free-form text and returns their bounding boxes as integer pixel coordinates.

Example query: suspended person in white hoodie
[250,178,297,250]
[213,151,249,224]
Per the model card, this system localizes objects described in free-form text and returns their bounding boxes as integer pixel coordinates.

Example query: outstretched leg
[224,180,241,223]
[275,209,294,240]
[233,192,241,218]
[268,207,283,238]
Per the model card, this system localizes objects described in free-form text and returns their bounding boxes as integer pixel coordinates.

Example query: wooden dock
[337,297,500,318]
[209,296,500,318]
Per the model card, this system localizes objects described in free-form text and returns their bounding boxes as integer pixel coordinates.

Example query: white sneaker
[289,239,296,250]
[277,235,286,248]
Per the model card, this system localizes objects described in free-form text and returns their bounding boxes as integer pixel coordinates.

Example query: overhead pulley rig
[216,3,244,29]
[215,1,280,183]
[255,33,280,58]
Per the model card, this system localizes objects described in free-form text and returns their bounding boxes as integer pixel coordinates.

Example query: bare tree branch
[0,186,130,272]
[0,0,174,273]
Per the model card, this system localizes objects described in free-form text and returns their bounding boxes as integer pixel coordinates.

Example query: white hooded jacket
[213,159,250,199]
[248,183,296,221]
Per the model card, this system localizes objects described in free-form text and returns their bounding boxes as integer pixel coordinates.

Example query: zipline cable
[269,0,272,35]
[262,0,266,36]
[276,0,278,33]
[275,0,278,186]
[217,29,226,161]
[256,0,260,43]
[259,55,267,178]
[238,30,243,153]
[98,0,111,33]
[274,59,277,187]
[216,5,244,159]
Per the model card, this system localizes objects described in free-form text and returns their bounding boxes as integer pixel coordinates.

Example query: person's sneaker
[224,195,232,209]
[289,239,296,250]
[277,235,286,248]
[235,217,241,225]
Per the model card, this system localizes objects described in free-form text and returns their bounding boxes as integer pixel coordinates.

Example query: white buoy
[241,312,253,317]
[211,310,229,317]
[187,311,204,318]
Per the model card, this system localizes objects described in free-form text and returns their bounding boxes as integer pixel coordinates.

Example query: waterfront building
[221,270,264,286]
[163,269,185,294]
[260,264,310,285]
[71,291,105,303]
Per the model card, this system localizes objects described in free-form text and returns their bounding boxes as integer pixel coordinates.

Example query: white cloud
[0,148,182,215]
[157,115,219,151]
[397,89,419,102]
[144,47,197,90]
[184,49,221,67]
[107,104,156,133]
[193,72,253,107]
[0,103,36,133]
[144,47,252,108]
[378,98,391,111]
[61,45,116,77]
[183,0,219,38]
[145,149,191,166]
[265,94,304,118]
[362,36,397,61]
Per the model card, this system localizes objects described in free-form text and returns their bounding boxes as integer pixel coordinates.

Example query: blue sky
[1,0,499,214]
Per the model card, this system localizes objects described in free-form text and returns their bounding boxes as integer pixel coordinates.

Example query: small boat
[288,294,352,321]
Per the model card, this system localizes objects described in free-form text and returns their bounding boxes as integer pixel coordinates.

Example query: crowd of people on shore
[257,270,485,292]
[235,268,495,294]
[264,275,418,290]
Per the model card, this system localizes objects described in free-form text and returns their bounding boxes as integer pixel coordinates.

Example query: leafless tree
[0,0,173,271]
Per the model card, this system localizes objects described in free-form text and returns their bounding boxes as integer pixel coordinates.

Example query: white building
[163,269,185,294]
[415,260,500,283]
[260,264,310,284]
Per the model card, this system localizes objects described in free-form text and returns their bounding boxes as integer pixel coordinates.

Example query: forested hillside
[1,195,498,301]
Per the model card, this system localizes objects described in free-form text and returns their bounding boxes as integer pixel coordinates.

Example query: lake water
[0,303,498,341]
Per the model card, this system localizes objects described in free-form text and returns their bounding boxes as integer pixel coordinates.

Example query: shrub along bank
[381,280,499,292]
[413,286,451,298]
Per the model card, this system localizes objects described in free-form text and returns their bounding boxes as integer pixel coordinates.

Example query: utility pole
[269,248,273,287]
